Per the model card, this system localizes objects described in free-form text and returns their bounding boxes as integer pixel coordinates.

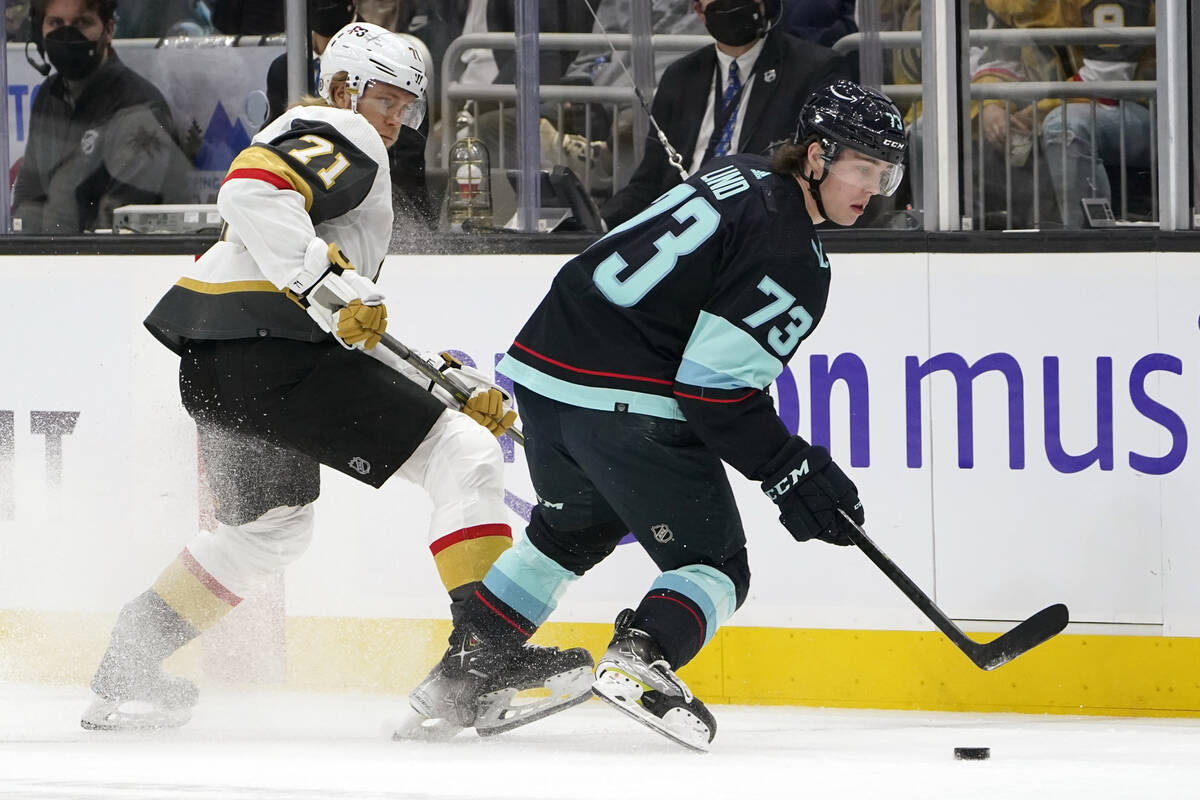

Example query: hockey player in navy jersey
[403,80,908,750]
[82,22,591,735]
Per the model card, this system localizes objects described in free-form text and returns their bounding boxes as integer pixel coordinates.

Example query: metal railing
[440,26,1176,230]
[440,33,710,196]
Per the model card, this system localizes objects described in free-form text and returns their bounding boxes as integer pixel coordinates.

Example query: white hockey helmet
[318,21,427,130]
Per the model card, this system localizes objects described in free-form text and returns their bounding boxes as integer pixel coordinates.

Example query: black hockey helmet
[796,80,907,167]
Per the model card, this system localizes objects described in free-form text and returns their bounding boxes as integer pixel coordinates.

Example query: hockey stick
[301,258,525,446]
[839,510,1068,671]
[376,333,525,447]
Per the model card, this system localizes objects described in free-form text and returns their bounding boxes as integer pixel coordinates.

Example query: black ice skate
[80,590,200,731]
[591,609,717,752]
[394,625,594,741]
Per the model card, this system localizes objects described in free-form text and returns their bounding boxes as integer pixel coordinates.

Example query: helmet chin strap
[802,159,832,221]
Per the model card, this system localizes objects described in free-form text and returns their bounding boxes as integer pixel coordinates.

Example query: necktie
[713,60,742,158]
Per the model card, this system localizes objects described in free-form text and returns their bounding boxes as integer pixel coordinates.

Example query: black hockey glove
[760,438,864,546]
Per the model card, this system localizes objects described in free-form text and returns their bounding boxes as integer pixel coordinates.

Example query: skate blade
[392,705,465,742]
[80,697,191,732]
[591,670,710,752]
[474,665,594,737]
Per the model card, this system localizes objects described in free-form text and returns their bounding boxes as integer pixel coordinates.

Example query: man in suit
[601,0,847,228]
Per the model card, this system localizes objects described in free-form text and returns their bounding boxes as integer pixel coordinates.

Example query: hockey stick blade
[377,334,525,446]
[839,510,1068,671]
[962,602,1069,671]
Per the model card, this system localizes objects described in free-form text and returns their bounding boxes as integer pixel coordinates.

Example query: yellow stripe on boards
[5,611,1199,717]
[707,627,1200,716]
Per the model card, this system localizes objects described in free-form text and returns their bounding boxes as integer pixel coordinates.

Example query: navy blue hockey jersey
[497,154,832,480]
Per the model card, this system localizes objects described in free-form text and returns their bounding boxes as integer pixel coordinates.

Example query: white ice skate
[591,610,716,752]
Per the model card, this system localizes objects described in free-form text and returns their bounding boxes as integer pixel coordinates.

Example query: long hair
[297,71,348,108]
[769,135,822,177]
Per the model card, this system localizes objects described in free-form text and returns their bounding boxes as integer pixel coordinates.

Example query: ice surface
[1,683,1198,799]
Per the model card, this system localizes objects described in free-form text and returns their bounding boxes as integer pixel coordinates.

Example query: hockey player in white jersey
[81,21,591,735]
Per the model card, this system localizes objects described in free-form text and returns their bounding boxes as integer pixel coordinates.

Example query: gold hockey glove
[335,299,388,350]
[462,388,519,438]
[434,352,519,438]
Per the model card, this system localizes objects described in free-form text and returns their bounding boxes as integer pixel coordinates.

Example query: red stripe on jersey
[673,388,757,404]
[180,547,242,606]
[222,168,295,191]
[512,340,674,386]
[429,523,513,556]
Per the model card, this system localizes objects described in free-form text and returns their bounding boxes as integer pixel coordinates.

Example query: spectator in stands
[562,0,703,88]
[113,0,215,37]
[779,0,856,48]
[12,0,189,234]
[957,0,1153,228]
[1040,0,1154,227]
[209,0,283,34]
[905,0,1069,229]
[356,0,411,31]
[556,0,706,192]
[265,0,355,122]
[457,0,596,174]
[403,0,470,87]
[600,0,847,228]
[6,1,33,41]
[487,0,594,87]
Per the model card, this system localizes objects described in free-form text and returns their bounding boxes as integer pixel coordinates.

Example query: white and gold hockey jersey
[146,104,393,354]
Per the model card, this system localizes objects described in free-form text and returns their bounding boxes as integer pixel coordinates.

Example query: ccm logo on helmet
[766,461,811,500]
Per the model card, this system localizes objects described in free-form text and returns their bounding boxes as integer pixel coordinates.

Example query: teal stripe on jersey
[482,536,579,627]
[650,565,737,646]
[497,354,687,421]
[677,311,782,391]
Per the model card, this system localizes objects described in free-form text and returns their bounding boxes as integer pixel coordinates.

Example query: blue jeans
[1041,100,1152,227]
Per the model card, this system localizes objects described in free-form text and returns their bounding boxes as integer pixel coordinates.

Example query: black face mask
[44,26,105,81]
[703,0,765,47]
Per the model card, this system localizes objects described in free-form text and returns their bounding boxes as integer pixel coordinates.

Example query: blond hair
[294,72,349,109]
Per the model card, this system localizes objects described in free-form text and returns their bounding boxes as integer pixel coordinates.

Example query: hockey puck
[954,747,990,760]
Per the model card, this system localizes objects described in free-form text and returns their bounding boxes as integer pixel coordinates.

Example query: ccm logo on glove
[764,460,812,501]
[760,439,864,546]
